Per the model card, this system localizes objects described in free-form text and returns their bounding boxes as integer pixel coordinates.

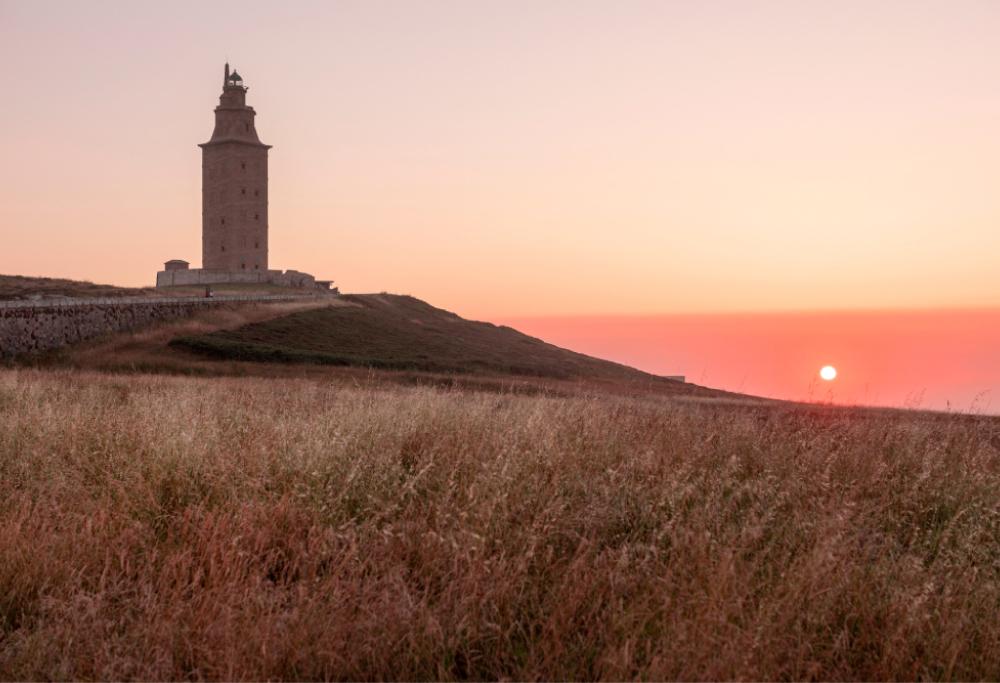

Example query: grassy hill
[170,293,680,383]
[0,274,156,300]
[6,283,1000,679]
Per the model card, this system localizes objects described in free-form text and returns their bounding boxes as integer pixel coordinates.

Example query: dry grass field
[2,368,1000,680]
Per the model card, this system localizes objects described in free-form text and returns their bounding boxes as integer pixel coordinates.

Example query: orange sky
[2,1,1000,318]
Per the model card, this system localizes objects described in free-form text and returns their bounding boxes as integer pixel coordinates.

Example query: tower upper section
[200,63,271,149]
[200,63,271,272]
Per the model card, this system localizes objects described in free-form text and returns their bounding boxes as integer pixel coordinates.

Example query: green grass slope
[171,293,674,382]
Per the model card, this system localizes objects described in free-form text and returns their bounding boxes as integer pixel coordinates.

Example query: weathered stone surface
[200,64,271,273]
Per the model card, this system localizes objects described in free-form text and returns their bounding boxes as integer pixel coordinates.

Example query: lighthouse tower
[155,64,332,291]
[199,63,272,272]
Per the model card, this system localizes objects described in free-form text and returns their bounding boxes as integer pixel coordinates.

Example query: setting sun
[820,365,838,381]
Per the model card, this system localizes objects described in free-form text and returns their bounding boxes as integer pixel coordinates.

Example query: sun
[819,365,838,381]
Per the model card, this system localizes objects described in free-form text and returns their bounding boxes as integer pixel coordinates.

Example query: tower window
[220,217,225,225]
[254,214,259,221]
[221,245,226,252]
[254,241,259,248]
[254,264,259,270]
[241,263,246,270]
[245,123,250,132]
[241,188,246,195]
[241,162,246,171]
[254,190,259,197]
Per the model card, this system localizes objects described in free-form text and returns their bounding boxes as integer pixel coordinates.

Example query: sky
[2,1,999,409]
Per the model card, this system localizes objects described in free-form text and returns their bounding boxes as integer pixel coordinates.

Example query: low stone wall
[0,294,314,359]
[156,268,322,289]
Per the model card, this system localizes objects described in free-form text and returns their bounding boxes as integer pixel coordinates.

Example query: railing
[0,293,319,311]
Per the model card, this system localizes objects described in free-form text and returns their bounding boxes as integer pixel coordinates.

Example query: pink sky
[2,1,1000,408]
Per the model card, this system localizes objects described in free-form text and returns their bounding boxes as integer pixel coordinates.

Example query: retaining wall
[155,268,322,289]
[0,294,315,359]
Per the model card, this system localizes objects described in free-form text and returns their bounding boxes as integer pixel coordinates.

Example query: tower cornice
[198,139,273,149]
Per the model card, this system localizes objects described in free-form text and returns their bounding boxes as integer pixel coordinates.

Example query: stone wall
[156,268,321,289]
[0,294,313,359]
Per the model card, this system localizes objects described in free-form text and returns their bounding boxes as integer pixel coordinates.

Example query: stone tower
[199,64,271,272]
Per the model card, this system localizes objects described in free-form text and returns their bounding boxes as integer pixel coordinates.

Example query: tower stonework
[155,64,332,291]
[199,64,271,272]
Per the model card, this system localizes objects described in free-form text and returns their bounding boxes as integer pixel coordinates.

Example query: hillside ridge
[0,274,156,301]
[171,292,682,385]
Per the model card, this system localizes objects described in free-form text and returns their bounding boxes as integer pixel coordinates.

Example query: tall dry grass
[1,368,999,680]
